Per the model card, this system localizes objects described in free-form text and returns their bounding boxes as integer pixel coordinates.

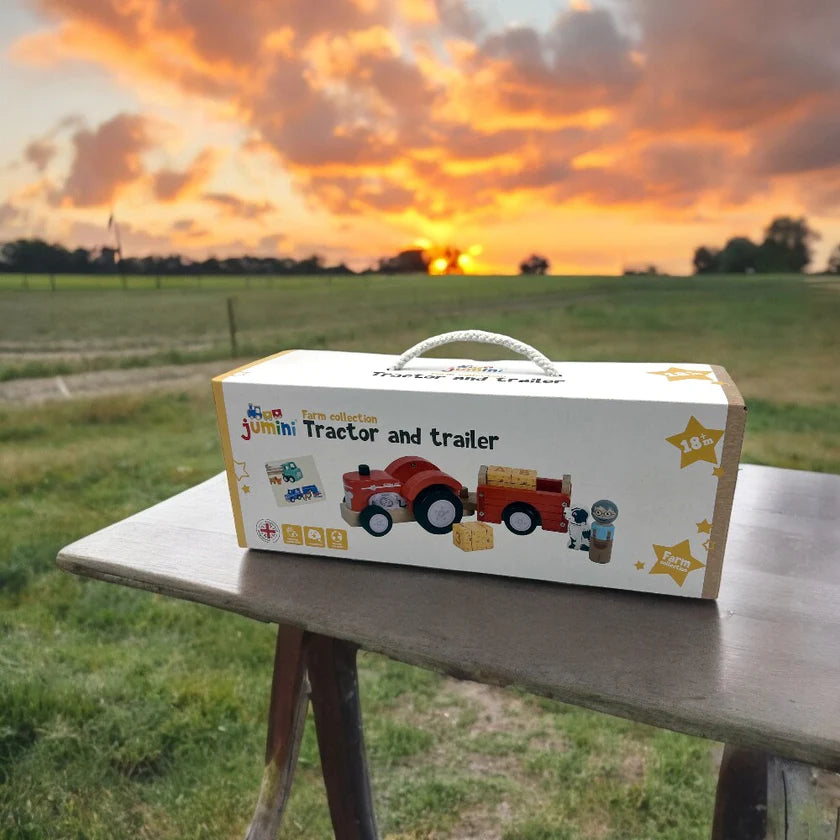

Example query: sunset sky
[2,0,839,274]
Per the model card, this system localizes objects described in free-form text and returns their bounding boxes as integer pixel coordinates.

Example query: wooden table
[57,464,840,840]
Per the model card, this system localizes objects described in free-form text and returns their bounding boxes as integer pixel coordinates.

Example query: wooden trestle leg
[245,627,377,840]
[308,636,379,840]
[245,624,310,840]
[712,746,840,840]
[711,745,768,840]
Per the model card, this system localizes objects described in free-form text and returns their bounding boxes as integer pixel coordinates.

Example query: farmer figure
[588,500,618,564]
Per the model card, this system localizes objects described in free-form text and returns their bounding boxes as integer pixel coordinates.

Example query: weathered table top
[57,465,840,771]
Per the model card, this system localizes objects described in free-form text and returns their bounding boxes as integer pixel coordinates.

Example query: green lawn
[1,273,839,838]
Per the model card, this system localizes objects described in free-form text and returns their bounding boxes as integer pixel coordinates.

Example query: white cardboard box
[213,347,745,598]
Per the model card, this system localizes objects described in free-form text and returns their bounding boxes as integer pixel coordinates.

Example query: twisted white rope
[391,330,560,377]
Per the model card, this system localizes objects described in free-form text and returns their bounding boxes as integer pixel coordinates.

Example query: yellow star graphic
[666,416,725,468]
[650,540,705,587]
[713,466,726,478]
[635,561,645,570]
[696,518,712,534]
[242,485,251,494]
[649,367,714,382]
[233,460,249,482]
[702,538,715,552]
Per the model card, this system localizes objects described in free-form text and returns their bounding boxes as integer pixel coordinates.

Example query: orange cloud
[7,0,840,270]
[0,202,19,225]
[24,139,57,172]
[203,192,276,219]
[153,148,219,202]
[57,113,152,207]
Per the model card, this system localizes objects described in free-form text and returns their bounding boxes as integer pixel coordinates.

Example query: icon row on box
[281,523,348,550]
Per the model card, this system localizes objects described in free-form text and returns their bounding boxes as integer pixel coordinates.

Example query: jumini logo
[241,402,296,441]
[443,364,503,374]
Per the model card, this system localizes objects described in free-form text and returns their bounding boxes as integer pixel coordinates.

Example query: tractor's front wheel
[413,486,463,535]
[359,504,393,537]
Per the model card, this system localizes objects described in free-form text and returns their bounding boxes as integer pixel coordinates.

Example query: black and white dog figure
[564,506,591,550]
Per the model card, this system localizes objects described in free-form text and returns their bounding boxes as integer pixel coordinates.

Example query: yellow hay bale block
[485,465,537,490]
[452,521,494,552]
[486,465,511,483]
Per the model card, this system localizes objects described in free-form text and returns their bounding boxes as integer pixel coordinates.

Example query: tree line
[0,239,354,276]
[3,216,840,276]
[693,216,840,275]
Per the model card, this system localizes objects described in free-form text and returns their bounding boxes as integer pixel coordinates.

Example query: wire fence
[0,272,361,292]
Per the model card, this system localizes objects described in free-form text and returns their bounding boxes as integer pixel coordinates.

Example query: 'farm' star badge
[649,367,714,382]
[650,540,705,587]
[666,416,724,468]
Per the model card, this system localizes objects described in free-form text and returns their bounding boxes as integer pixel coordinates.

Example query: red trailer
[475,465,571,535]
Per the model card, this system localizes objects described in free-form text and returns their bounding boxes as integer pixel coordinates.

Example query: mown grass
[1,274,838,838]
[2,272,838,469]
[3,273,839,405]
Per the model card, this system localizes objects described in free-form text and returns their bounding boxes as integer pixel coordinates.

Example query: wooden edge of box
[703,365,747,598]
[211,349,297,548]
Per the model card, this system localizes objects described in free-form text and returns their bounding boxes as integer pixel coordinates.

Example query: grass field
[2,272,839,470]
[1,273,839,839]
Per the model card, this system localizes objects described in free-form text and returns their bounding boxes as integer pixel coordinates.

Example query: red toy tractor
[340,456,464,537]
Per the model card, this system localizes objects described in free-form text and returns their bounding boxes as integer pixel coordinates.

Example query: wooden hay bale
[485,465,537,490]
[453,521,494,552]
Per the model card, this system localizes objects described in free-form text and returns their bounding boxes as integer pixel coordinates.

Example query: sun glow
[422,243,483,274]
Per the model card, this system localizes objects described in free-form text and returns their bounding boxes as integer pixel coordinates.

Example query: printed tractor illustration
[280,460,303,482]
[340,457,571,538]
[267,461,304,486]
[341,457,464,537]
[285,484,323,503]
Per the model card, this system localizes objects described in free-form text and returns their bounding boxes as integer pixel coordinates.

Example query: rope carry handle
[390,330,560,378]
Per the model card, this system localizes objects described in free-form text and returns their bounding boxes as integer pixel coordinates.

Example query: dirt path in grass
[0,359,246,405]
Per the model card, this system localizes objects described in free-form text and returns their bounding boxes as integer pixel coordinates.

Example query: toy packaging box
[212,336,745,599]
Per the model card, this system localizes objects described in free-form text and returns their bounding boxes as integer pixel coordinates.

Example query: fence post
[22,273,28,290]
[49,273,56,292]
[227,297,238,356]
[156,275,162,290]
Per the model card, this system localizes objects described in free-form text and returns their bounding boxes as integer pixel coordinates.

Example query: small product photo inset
[265,455,325,508]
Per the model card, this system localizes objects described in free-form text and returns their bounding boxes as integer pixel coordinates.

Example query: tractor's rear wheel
[413,486,463,535]
[359,504,393,537]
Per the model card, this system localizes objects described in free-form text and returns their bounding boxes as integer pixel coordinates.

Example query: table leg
[712,746,840,840]
[245,624,310,840]
[765,756,840,840]
[711,745,768,840]
[308,635,378,840]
